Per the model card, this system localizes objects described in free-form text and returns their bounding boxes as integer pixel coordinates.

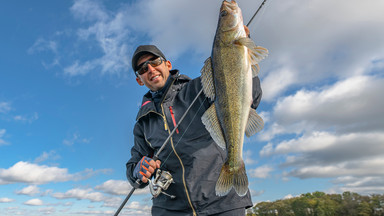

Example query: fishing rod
[246,0,267,27]
[114,1,267,215]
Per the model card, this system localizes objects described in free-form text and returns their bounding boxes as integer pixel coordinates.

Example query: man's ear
[136,76,144,86]
[165,60,172,70]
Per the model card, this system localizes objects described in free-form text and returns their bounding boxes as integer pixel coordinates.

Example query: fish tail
[215,163,233,196]
[215,160,248,197]
[233,160,249,197]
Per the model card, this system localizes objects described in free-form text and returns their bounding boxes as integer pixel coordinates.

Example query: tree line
[246,191,384,216]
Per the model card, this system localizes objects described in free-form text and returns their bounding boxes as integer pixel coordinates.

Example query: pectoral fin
[200,57,215,100]
[201,104,226,150]
[235,37,269,77]
[245,108,264,137]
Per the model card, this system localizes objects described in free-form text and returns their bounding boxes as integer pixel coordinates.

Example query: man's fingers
[155,160,161,168]
[141,176,148,183]
[147,159,157,169]
[147,166,155,174]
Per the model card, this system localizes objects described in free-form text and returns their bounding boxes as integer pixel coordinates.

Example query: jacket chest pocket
[143,116,170,149]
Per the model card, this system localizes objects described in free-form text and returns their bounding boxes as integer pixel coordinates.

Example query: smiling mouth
[151,75,160,81]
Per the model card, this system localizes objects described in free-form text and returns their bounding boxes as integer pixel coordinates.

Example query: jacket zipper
[161,104,197,216]
[169,106,179,134]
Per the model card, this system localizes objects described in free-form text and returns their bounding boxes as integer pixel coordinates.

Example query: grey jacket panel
[126,70,262,215]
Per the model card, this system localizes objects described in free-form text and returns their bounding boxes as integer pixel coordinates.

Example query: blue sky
[1,0,384,215]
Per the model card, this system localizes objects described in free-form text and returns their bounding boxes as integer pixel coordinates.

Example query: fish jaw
[218,0,244,34]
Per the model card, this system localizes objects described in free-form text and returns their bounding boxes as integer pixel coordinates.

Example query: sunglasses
[136,57,164,75]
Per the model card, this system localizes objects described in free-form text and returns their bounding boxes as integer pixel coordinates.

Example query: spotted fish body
[201,0,268,196]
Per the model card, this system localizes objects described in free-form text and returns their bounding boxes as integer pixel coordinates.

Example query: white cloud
[63,133,91,146]
[52,187,122,208]
[24,198,43,206]
[243,150,257,165]
[53,188,105,202]
[116,201,151,216]
[16,185,40,196]
[257,0,384,98]
[27,38,58,54]
[34,151,61,163]
[39,207,56,214]
[258,72,384,194]
[95,179,149,196]
[261,68,296,101]
[63,0,131,77]
[331,176,384,194]
[0,129,9,146]
[125,0,218,60]
[74,210,115,215]
[13,112,39,123]
[262,75,384,140]
[31,0,384,93]
[249,165,273,179]
[0,102,11,113]
[0,197,14,203]
[0,161,109,185]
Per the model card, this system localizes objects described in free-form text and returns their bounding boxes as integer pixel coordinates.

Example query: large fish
[201,0,268,197]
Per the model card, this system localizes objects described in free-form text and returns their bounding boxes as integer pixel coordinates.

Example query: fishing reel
[148,169,176,199]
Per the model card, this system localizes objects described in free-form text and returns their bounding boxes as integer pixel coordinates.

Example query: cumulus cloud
[249,165,274,179]
[116,201,151,216]
[52,187,122,208]
[24,198,43,206]
[53,188,105,202]
[259,74,384,194]
[16,185,40,196]
[28,0,384,93]
[261,75,384,140]
[0,161,110,185]
[244,150,257,165]
[74,210,115,215]
[0,197,14,203]
[95,179,149,196]
[257,0,384,100]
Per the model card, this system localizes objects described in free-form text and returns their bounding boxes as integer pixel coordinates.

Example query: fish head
[218,0,243,33]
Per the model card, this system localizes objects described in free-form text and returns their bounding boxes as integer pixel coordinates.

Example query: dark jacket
[126,70,262,216]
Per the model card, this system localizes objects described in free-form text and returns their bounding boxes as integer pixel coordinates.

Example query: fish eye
[220,10,228,17]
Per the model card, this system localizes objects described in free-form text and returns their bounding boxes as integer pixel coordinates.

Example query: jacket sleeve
[251,76,262,109]
[126,122,154,188]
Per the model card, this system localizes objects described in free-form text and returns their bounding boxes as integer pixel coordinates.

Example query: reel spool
[149,169,176,199]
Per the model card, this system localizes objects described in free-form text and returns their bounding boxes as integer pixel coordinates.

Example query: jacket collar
[136,70,190,121]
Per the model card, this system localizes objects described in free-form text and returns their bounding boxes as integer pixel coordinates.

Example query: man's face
[135,54,172,92]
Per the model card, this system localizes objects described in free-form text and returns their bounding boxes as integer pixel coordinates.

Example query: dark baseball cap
[131,45,167,72]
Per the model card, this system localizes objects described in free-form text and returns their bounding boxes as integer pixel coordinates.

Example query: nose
[147,64,156,73]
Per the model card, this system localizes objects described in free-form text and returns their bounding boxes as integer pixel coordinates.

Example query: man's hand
[244,25,250,37]
[133,156,161,183]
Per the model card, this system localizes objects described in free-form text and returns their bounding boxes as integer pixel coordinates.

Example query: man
[126,43,262,216]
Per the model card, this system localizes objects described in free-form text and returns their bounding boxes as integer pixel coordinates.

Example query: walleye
[201,0,268,196]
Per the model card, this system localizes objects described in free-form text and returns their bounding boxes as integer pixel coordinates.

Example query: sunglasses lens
[137,58,163,75]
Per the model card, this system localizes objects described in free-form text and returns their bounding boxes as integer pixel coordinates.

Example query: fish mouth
[221,0,238,11]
